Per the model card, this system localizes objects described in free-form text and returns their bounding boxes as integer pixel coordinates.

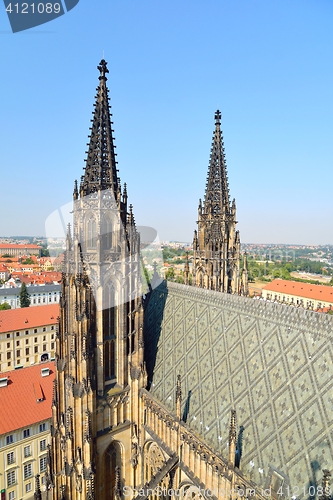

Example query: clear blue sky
[1,0,332,244]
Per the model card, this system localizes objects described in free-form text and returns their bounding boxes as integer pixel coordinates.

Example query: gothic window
[103,284,116,337]
[144,442,165,485]
[104,340,115,380]
[102,217,112,250]
[104,442,121,499]
[87,217,97,249]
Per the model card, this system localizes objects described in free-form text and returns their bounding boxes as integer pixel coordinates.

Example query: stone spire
[184,252,190,285]
[34,474,42,500]
[228,409,237,466]
[322,470,331,500]
[240,252,249,296]
[176,374,182,419]
[204,110,230,216]
[79,59,119,198]
[192,111,241,293]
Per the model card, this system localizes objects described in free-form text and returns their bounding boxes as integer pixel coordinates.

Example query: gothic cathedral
[49,60,261,500]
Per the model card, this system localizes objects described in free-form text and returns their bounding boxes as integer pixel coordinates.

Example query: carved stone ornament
[75,474,83,493]
[60,436,66,452]
[130,364,141,380]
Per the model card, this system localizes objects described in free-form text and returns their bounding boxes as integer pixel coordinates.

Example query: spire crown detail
[97,59,109,80]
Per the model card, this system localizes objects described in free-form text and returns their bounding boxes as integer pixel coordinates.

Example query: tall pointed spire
[79,59,119,197]
[191,110,241,293]
[175,374,182,419]
[204,110,230,215]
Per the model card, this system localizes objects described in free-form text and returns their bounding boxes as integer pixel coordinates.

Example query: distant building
[0,362,54,500]
[0,304,59,372]
[39,257,53,270]
[262,279,333,309]
[0,264,9,282]
[0,244,42,257]
[0,284,61,309]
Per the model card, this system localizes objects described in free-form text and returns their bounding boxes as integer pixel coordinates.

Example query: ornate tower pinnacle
[79,59,119,198]
[228,409,237,466]
[240,252,249,296]
[34,474,42,500]
[191,111,241,293]
[322,470,331,500]
[204,109,230,216]
[176,374,182,419]
[184,252,190,285]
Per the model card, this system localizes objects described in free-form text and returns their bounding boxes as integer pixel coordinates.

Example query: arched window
[103,284,115,337]
[102,217,112,250]
[87,217,97,249]
[104,442,121,499]
[144,443,169,499]
[104,340,115,380]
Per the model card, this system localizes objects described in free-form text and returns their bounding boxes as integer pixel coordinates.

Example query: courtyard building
[0,362,54,500]
[0,304,59,372]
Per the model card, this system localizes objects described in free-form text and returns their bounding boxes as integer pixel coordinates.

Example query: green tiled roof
[144,281,333,492]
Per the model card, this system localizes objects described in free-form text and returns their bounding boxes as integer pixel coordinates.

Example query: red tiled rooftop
[263,279,333,302]
[0,304,59,333]
[0,362,55,434]
[0,244,41,249]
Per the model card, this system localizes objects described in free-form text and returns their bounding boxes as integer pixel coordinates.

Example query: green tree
[22,257,34,265]
[19,282,31,308]
[165,268,175,281]
[41,246,50,257]
[0,302,11,310]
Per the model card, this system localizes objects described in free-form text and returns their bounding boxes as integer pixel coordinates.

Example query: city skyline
[1,0,332,244]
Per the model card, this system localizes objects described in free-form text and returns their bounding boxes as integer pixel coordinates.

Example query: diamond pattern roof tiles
[144,281,333,492]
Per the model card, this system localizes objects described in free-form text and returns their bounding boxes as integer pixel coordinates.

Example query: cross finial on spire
[97,59,109,81]
[215,109,221,125]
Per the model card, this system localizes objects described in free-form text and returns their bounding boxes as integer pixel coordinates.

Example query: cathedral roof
[144,281,333,491]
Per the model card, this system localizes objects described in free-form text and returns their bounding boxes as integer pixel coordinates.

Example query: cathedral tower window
[87,217,97,249]
[104,340,115,379]
[102,217,112,250]
[103,284,116,337]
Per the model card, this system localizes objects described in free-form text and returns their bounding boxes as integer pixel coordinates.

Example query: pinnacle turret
[79,59,119,198]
